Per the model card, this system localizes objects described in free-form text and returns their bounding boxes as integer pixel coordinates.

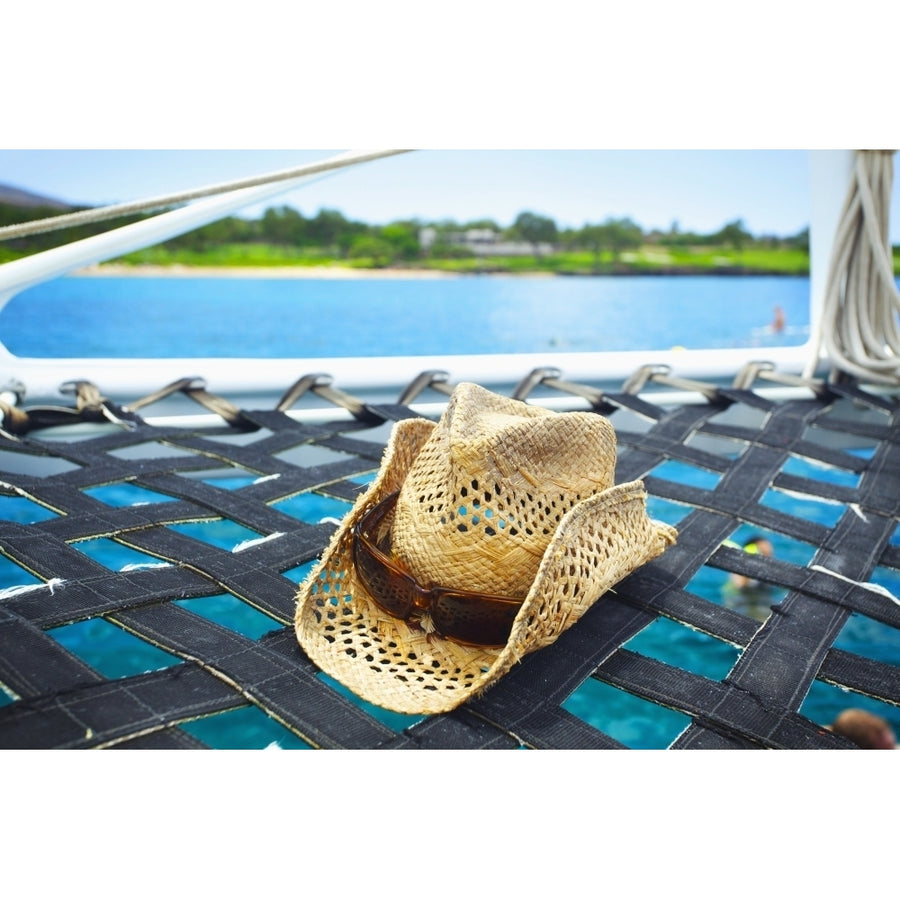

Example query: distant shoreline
[71,263,804,280]
[72,263,462,279]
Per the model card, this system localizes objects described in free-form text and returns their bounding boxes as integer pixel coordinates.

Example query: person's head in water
[829,709,896,749]
[728,535,774,590]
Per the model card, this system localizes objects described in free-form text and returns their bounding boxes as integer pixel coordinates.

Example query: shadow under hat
[295,383,677,715]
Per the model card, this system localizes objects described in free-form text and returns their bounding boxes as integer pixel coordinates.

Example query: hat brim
[295,417,676,715]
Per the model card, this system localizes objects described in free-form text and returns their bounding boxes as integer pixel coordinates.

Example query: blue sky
[0,148,857,238]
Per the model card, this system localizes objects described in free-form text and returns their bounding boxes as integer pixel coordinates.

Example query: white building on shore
[418,227,555,256]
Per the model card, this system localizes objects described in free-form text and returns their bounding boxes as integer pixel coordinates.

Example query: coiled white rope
[0,149,411,242]
[811,149,900,384]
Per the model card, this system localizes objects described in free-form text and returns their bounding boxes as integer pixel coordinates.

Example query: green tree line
[0,199,811,269]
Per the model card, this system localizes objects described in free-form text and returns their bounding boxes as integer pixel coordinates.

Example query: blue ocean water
[0,273,812,358]
[1,274,897,748]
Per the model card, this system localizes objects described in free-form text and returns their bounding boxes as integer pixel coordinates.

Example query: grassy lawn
[660,245,811,274]
[420,245,813,275]
[5,242,899,276]
[115,243,335,267]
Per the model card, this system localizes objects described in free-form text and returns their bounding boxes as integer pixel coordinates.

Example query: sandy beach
[72,263,460,279]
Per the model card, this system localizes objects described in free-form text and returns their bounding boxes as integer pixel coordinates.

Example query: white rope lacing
[811,149,900,384]
[0,149,411,242]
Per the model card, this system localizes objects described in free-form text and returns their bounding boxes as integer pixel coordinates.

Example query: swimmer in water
[828,708,897,749]
[728,536,774,590]
[772,305,785,334]
[722,536,776,622]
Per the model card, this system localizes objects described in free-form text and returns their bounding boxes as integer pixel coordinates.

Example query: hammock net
[0,366,898,749]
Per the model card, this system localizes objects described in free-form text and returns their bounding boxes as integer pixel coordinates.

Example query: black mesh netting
[0,366,898,749]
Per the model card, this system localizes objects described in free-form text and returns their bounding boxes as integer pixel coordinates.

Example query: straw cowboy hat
[295,382,676,715]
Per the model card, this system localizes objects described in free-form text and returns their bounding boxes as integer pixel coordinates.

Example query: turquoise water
[2,446,897,748]
[1,274,812,358]
[563,453,900,748]
[0,274,897,747]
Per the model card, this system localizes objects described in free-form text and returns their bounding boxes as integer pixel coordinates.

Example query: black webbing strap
[1,372,898,749]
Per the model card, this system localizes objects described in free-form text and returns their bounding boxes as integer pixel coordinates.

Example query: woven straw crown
[391,384,616,597]
[295,383,676,717]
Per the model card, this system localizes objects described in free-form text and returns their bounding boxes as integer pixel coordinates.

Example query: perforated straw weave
[295,383,677,715]
[0,366,898,748]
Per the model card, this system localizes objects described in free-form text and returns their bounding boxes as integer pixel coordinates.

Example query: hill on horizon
[0,183,74,210]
